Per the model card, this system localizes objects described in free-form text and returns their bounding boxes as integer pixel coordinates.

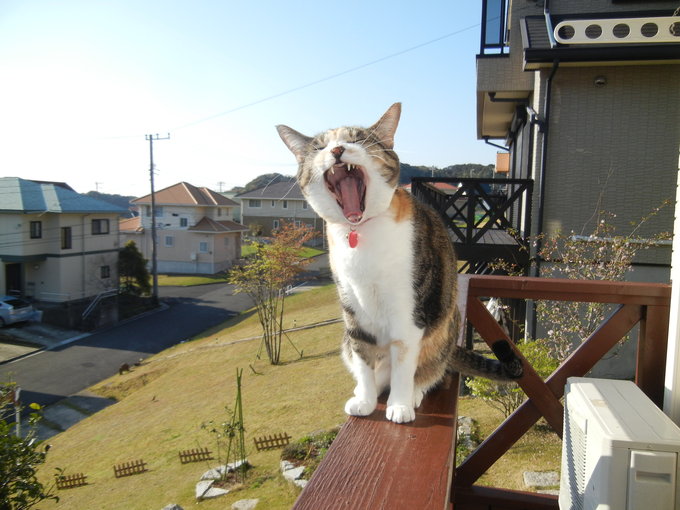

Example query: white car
[0,296,36,327]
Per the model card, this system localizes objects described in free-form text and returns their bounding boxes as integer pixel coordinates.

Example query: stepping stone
[232,499,259,510]
[282,466,305,482]
[523,471,559,488]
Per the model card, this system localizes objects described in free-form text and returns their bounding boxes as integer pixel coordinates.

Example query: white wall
[664,149,680,424]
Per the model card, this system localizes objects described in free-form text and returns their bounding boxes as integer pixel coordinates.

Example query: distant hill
[85,191,136,217]
[399,163,495,183]
[230,163,495,193]
[229,173,295,194]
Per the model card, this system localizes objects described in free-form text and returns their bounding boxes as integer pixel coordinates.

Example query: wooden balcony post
[637,304,671,407]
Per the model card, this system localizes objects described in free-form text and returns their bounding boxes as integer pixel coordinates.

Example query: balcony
[292,274,671,509]
[480,0,509,56]
[411,177,533,273]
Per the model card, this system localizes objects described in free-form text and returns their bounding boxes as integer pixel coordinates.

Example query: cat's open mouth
[324,163,366,224]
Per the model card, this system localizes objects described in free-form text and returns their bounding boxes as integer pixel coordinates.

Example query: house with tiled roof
[0,177,126,301]
[122,182,248,274]
[236,181,322,238]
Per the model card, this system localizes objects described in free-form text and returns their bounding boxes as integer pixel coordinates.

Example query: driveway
[0,282,253,410]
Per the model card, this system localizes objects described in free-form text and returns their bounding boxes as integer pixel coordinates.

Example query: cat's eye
[313,144,326,151]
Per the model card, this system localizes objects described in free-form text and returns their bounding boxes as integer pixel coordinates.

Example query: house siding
[124,184,246,275]
[540,65,679,267]
[1,212,121,301]
[241,199,322,237]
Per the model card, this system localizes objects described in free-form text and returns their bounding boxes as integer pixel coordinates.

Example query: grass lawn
[157,274,230,286]
[38,284,348,510]
[241,243,324,259]
[36,284,561,509]
[457,395,562,491]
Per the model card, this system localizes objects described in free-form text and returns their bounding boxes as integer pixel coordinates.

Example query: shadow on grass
[277,348,341,366]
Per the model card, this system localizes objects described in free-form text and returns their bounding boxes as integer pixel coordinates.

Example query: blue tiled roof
[0,177,127,214]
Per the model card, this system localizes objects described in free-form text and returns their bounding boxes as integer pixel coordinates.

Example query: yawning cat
[277,103,522,423]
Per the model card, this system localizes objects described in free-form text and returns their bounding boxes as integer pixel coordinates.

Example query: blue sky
[0,1,496,197]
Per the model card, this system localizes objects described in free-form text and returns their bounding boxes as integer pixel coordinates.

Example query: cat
[277,103,522,423]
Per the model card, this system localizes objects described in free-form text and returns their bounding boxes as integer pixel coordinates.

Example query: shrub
[0,383,58,509]
[466,338,559,418]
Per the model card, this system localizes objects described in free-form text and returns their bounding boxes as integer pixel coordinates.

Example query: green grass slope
[39,284,350,510]
[36,281,561,508]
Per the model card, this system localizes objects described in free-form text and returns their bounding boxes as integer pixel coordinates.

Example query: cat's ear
[276,125,312,164]
[370,102,401,149]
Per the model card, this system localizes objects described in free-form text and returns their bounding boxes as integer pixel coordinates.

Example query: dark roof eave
[525,44,680,67]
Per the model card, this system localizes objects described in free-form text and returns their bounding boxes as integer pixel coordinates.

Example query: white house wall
[1,212,121,302]
[139,205,235,230]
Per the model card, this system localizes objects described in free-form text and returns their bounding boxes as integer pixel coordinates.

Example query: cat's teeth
[348,164,353,171]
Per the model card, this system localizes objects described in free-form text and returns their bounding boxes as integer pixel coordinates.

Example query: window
[29,221,42,239]
[164,235,174,247]
[92,219,110,235]
[145,205,151,217]
[294,221,302,228]
[100,265,111,279]
[155,206,163,217]
[273,219,280,230]
[282,200,288,209]
[180,217,188,227]
[224,237,231,247]
[217,208,222,217]
[480,0,509,55]
[249,199,261,208]
[61,227,72,249]
[302,201,308,210]
[199,241,209,253]
[271,200,276,207]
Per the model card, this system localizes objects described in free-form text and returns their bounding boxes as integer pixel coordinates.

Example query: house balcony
[476,0,534,140]
[292,274,672,510]
[411,177,533,274]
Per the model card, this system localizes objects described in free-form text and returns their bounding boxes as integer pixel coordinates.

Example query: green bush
[281,427,340,478]
[0,383,58,510]
[466,339,560,418]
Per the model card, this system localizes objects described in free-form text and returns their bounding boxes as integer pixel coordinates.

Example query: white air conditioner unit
[560,377,680,510]
[190,252,197,261]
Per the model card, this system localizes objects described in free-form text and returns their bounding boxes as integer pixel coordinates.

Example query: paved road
[0,283,253,409]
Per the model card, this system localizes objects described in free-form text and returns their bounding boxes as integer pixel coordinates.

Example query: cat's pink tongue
[337,177,363,223]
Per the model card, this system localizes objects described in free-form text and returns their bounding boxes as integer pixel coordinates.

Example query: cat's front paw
[413,388,426,409]
[386,404,415,424]
[345,397,376,416]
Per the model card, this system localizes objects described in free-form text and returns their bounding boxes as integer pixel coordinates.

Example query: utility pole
[146,133,170,305]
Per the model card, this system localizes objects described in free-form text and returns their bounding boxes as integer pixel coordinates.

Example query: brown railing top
[466,274,671,305]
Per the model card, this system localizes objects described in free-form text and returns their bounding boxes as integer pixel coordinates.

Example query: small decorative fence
[253,432,291,451]
[113,459,148,478]
[178,447,214,464]
[55,473,88,490]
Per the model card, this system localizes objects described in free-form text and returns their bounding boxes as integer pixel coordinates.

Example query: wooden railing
[411,178,534,265]
[292,275,671,510]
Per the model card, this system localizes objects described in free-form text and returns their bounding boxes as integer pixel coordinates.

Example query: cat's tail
[450,340,523,382]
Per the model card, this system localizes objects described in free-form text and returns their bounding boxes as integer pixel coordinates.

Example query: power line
[169,23,481,132]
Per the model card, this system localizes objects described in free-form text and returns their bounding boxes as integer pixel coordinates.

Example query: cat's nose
[331,146,345,161]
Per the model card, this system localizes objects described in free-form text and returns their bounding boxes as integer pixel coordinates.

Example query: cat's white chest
[327,216,415,340]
